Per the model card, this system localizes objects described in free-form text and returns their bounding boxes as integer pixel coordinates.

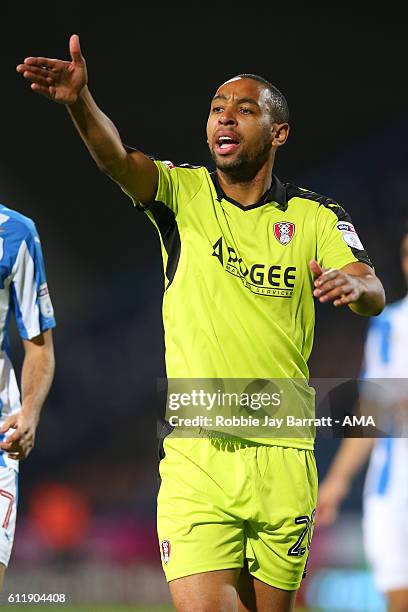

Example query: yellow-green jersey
[128,160,372,449]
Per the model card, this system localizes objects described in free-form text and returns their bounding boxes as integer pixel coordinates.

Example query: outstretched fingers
[313,269,356,306]
[333,289,359,307]
[22,56,60,69]
[319,284,353,304]
[17,66,56,88]
[30,82,56,100]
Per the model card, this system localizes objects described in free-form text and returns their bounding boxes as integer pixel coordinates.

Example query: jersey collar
[210,172,287,211]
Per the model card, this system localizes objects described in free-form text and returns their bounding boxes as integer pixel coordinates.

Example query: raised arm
[17,34,158,203]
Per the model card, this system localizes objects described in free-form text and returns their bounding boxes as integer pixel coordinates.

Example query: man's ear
[272,123,290,147]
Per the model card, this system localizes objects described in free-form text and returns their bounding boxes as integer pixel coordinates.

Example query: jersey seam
[175,166,207,213]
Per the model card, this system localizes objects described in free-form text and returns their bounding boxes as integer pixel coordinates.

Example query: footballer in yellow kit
[134,157,373,588]
[17,37,386,608]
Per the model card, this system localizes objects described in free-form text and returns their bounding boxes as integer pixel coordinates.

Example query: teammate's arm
[316,437,374,526]
[309,260,385,316]
[16,34,158,203]
[0,330,55,460]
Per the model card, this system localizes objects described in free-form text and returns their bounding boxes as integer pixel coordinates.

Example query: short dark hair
[235,73,289,123]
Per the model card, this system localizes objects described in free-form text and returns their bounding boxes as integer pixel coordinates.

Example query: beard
[210,135,272,183]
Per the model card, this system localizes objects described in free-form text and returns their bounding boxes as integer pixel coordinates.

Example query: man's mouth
[214,134,241,155]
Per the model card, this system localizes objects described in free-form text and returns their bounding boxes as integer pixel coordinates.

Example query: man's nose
[218,109,237,125]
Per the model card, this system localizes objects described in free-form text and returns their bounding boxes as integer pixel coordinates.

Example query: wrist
[20,407,40,427]
[67,84,90,109]
[349,274,384,315]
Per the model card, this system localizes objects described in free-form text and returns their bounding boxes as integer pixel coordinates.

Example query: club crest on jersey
[162,160,176,170]
[274,222,295,245]
[161,540,171,564]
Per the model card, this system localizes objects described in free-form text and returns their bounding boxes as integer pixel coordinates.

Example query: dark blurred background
[0,11,406,609]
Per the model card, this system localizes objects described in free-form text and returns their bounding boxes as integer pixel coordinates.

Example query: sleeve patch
[38,283,54,318]
[336,221,365,251]
[162,160,176,170]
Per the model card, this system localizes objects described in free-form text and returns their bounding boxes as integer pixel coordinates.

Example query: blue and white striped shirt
[363,296,408,498]
[0,204,56,470]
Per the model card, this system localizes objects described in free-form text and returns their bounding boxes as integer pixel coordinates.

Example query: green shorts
[157,436,318,591]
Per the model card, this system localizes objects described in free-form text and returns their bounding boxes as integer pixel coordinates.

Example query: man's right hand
[16,34,87,105]
[16,34,159,203]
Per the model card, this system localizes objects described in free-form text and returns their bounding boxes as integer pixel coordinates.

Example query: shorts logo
[274,222,295,245]
[162,160,176,170]
[160,539,171,564]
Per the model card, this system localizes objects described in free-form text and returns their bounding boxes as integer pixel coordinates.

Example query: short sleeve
[10,226,56,340]
[153,160,181,214]
[316,202,373,270]
[122,157,204,216]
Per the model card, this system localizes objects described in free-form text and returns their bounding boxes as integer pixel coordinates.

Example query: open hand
[309,259,365,307]
[16,34,87,104]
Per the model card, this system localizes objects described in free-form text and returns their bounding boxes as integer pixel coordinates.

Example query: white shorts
[0,467,18,567]
[363,494,408,592]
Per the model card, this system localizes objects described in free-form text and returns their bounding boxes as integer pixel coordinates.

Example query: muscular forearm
[66,86,127,178]
[21,346,55,426]
[348,273,385,316]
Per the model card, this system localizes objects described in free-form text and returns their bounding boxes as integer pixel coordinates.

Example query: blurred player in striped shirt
[0,204,55,589]
[318,226,408,612]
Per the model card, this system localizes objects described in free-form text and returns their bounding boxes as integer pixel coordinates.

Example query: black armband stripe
[286,184,374,268]
[148,201,181,288]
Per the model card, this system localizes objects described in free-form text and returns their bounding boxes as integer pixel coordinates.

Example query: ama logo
[161,539,171,564]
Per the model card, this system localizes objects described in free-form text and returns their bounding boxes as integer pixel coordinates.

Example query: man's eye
[240,108,253,114]
[212,106,223,113]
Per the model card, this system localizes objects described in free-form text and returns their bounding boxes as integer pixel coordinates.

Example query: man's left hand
[309,259,365,307]
[0,411,37,460]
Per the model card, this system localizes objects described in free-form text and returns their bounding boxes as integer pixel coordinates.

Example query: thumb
[0,415,18,434]
[69,34,84,63]
[309,259,324,278]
